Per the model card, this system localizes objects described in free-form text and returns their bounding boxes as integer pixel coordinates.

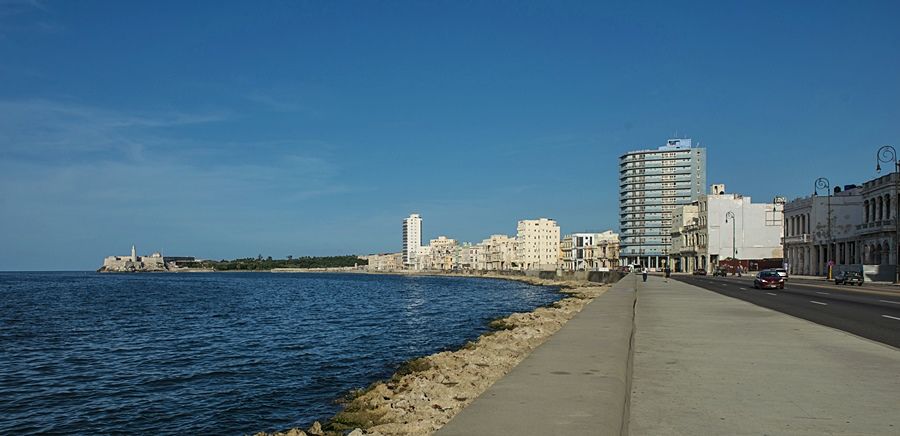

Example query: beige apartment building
[479,234,518,271]
[517,218,560,271]
[363,252,404,271]
[428,236,457,271]
[594,231,620,269]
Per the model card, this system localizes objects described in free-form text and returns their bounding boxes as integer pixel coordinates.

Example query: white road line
[882,315,900,321]
[766,292,777,296]
[739,287,747,290]
[810,300,828,306]
[880,300,900,305]
[816,292,830,295]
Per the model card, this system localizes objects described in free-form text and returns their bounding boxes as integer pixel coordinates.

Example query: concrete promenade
[630,275,900,435]
[436,274,900,435]
[436,276,637,435]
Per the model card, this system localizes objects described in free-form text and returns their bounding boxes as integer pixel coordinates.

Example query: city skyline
[2,1,899,270]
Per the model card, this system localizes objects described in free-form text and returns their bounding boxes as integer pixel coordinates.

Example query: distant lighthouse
[131,244,137,262]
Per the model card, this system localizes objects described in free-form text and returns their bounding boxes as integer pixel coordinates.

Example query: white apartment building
[620,138,707,269]
[561,233,596,271]
[560,230,620,271]
[516,218,560,271]
[670,185,784,272]
[402,213,422,269]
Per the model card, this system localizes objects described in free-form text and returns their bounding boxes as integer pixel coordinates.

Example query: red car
[753,270,785,289]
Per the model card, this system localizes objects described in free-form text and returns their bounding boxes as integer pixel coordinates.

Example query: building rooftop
[619,138,696,158]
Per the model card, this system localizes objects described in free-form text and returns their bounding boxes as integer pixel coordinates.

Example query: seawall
[257,271,631,436]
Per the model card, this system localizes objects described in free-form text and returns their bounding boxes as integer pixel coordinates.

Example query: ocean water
[0,272,560,435]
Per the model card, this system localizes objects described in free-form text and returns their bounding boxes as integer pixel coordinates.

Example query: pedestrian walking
[642,267,648,282]
[664,266,671,282]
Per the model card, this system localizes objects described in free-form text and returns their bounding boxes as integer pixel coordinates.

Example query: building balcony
[856,218,898,235]
[782,234,811,244]
[620,168,694,179]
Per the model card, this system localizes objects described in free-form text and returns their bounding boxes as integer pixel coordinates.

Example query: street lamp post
[876,145,899,284]
[725,211,737,275]
[814,177,832,279]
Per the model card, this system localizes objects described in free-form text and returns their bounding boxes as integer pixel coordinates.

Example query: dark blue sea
[0,272,560,435]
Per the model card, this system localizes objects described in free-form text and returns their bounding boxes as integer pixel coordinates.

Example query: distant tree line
[180,255,367,271]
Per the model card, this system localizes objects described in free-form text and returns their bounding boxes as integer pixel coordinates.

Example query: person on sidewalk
[642,267,648,282]
[664,266,671,282]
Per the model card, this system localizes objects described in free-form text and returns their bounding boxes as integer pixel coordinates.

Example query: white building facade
[402,213,422,269]
[619,138,707,269]
[670,185,784,272]
[560,231,620,271]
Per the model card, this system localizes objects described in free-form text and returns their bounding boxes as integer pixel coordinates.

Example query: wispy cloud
[0,98,356,203]
[244,91,321,117]
[0,0,59,36]
[0,99,229,159]
[0,0,46,13]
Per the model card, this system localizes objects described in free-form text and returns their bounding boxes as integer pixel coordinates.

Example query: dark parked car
[835,271,864,286]
[712,267,727,277]
[693,268,707,276]
[753,270,785,289]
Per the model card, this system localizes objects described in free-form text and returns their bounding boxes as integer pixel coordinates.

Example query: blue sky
[1,0,899,270]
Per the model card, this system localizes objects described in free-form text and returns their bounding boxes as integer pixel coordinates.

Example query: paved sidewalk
[630,276,900,435]
[436,278,637,435]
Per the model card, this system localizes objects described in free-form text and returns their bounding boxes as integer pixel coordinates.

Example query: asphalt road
[673,275,900,348]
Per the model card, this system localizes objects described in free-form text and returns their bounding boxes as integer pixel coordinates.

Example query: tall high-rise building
[402,213,422,268]
[619,138,706,269]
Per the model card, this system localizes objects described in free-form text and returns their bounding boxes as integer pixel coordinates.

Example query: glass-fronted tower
[619,138,706,269]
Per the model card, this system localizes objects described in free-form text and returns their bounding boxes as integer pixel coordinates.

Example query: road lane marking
[810,301,828,306]
[880,300,900,305]
[766,292,777,296]
[739,287,747,290]
[882,315,900,321]
[816,292,830,295]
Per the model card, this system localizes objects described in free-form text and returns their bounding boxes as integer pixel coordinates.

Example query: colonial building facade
[783,186,862,276]
[782,173,899,282]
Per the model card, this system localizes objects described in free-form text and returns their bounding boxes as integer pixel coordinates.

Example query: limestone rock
[306,421,324,436]
[347,429,364,436]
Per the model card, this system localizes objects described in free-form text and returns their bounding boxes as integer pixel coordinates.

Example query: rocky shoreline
[256,274,608,436]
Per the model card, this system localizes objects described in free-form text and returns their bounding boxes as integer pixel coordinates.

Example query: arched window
[886,195,891,220]
[865,200,870,223]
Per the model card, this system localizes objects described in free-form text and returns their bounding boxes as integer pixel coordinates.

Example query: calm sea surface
[0,272,560,435]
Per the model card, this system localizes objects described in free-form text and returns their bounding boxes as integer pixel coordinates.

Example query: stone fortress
[98,245,195,272]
